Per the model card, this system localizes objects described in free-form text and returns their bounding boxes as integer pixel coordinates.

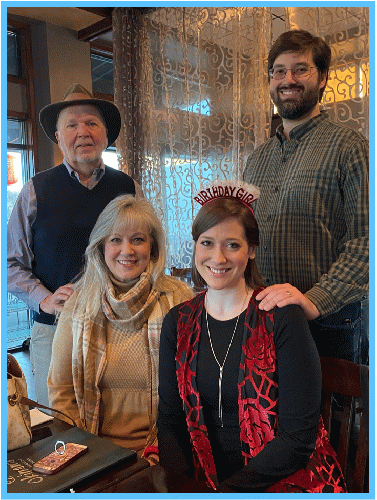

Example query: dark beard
[271,84,320,120]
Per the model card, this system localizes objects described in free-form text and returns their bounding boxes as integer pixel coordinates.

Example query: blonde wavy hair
[71,194,166,318]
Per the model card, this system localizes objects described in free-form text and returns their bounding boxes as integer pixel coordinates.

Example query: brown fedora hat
[39,83,121,146]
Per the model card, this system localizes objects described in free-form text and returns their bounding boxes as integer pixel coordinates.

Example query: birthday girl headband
[194,180,260,212]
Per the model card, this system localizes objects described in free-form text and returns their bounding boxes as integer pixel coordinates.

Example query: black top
[158,303,321,492]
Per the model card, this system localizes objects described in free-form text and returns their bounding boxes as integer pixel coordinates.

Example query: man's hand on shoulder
[256,283,320,320]
[39,284,74,315]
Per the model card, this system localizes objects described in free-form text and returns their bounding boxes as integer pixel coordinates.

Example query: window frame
[7,18,38,350]
[90,42,114,102]
[7,17,39,172]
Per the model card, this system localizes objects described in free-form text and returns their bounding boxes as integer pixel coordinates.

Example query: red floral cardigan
[175,290,346,492]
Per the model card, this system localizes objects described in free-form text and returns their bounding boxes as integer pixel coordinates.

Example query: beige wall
[45,23,92,165]
[8,14,93,171]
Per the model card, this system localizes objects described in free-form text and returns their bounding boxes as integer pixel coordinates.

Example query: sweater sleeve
[47,296,81,426]
[7,180,51,311]
[157,306,195,475]
[219,305,322,492]
[304,134,369,316]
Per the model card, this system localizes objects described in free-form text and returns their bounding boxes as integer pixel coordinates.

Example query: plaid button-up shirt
[243,111,369,317]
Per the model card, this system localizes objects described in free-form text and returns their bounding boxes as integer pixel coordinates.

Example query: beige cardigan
[48,273,193,453]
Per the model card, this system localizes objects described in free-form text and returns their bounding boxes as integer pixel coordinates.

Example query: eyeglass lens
[270,66,314,80]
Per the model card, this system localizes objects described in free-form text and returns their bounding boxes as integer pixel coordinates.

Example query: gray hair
[73,194,166,317]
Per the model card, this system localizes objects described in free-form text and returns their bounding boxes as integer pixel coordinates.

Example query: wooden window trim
[90,41,113,57]
[91,43,114,102]
[8,110,28,120]
[8,16,39,172]
[7,74,27,85]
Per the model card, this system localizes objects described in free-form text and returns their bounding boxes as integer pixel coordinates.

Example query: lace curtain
[113,6,369,268]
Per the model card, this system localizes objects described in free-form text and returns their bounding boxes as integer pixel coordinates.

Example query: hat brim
[39,99,121,147]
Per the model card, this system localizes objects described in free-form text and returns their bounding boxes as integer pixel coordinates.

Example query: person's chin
[276,101,307,120]
[114,272,139,283]
[201,272,233,290]
[76,153,101,164]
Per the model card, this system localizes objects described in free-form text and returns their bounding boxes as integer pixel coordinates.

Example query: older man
[243,30,368,364]
[7,83,141,405]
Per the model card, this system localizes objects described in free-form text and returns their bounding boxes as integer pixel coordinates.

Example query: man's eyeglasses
[269,65,317,80]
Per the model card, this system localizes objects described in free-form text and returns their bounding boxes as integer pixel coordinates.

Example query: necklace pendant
[205,292,249,431]
[219,367,223,425]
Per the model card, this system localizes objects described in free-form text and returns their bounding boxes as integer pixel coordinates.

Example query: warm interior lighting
[7,154,18,185]
[326,62,369,103]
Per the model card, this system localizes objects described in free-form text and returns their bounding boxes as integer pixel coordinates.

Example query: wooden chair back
[170,267,205,293]
[320,356,368,493]
[170,267,191,281]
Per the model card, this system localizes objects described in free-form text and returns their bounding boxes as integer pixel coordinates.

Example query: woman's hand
[256,284,320,320]
[145,453,159,466]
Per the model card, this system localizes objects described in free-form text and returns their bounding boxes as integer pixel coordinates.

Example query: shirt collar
[276,110,329,143]
[63,158,105,181]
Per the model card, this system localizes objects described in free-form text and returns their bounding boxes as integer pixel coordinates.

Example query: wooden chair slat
[320,357,368,493]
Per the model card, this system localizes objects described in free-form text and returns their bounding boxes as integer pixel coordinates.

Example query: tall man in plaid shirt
[243,30,369,363]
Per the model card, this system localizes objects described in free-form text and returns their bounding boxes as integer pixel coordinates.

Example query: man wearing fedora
[7,83,142,406]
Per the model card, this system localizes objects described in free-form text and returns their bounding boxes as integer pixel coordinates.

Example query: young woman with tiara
[156,181,346,493]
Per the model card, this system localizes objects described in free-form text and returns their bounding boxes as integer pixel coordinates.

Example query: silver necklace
[205,293,248,427]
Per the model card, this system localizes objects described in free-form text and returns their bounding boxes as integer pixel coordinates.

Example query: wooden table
[11,418,207,493]
[30,418,150,493]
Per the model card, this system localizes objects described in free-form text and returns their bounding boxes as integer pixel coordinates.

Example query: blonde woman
[48,195,193,463]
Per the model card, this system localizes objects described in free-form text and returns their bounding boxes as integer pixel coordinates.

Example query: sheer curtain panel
[112,6,369,268]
